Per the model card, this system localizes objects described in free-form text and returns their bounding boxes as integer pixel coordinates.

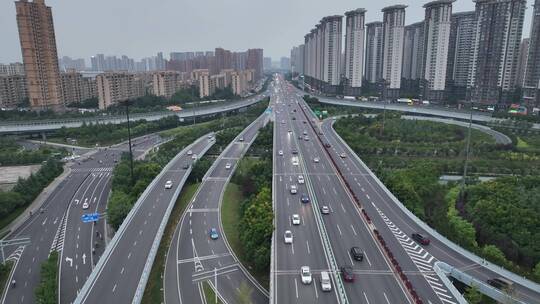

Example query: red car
[412,233,430,245]
[340,266,355,282]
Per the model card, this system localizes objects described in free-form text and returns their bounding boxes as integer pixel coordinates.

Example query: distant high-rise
[446,11,476,101]
[422,0,454,102]
[215,48,232,72]
[469,0,526,105]
[153,71,187,98]
[290,45,305,75]
[263,57,272,71]
[343,9,366,96]
[365,22,384,85]
[0,74,28,108]
[402,22,424,81]
[96,72,144,109]
[247,48,264,80]
[381,5,407,98]
[516,38,530,88]
[321,16,343,88]
[0,63,25,76]
[16,0,63,111]
[524,0,540,106]
[280,57,290,70]
[60,71,96,105]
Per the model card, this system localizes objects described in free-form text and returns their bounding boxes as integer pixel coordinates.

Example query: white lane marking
[340,203,346,213]
[383,292,391,304]
[332,187,337,195]
[121,267,125,274]
[336,224,342,236]
[350,225,357,236]
[112,284,117,292]
[306,241,310,255]
[313,278,319,298]
[363,292,371,304]
[294,278,299,298]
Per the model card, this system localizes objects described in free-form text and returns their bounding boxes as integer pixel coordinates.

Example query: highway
[1,134,162,304]
[73,133,214,304]
[0,93,268,135]
[164,110,270,304]
[271,75,442,304]
[312,100,540,302]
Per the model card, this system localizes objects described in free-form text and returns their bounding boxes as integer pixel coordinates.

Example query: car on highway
[300,194,310,204]
[292,214,300,225]
[320,205,330,214]
[182,162,190,169]
[350,247,364,261]
[165,180,173,189]
[487,277,514,291]
[300,266,312,284]
[412,232,430,245]
[304,136,309,141]
[191,154,198,160]
[340,152,347,158]
[281,120,286,124]
[292,117,296,120]
[313,157,320,163]
[320,271,332,291]
[292,157,299,166]
[288,129,292,133]
[290,184,297,194]
[187,150,193,155]
[284,230,293,244]
[278,150,283,156]
[225,163,232,170]
[82,201,89,210]
[209,228,219,240]
[239,137,244,142]
[340,266,355,282]
[303,130,307,135]
[324,143,331,148]
[298,135,303,140]
[303,120,307,124]
[297,175,305,184]
[292,149,298,155]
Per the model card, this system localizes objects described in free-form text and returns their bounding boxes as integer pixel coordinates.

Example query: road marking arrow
[65,257,73,267]
[82,253,86,265]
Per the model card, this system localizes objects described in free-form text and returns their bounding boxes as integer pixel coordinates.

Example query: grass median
[202,281,223,304]
[141,183,200,304]
[221,183,270,290]
[0,261,14,300]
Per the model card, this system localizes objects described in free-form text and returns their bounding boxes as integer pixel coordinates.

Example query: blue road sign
[81,213,100,223]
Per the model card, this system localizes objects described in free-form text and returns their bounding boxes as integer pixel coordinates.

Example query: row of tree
[0,159,63,229]
[35,250,58,304]
[0,138,66,166]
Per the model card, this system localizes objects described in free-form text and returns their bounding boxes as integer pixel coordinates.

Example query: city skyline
[0,0,535,63]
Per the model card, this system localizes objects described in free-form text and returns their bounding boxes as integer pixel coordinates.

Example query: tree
[482,245,509,267]
[534,262,540,281]
[236,282,253,304]
[464,285,483,304]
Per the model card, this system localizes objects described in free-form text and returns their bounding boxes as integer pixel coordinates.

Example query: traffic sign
[81,213,100,223]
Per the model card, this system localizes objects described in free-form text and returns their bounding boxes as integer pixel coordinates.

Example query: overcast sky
[0,0,534,64]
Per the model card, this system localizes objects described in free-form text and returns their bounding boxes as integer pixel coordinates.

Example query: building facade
[247,49,264,80]
[516,38,530,88]
[343,9,366,96]
[422,0,454,102]
[96,72,144,109]
[402,22,425,81]
[446,11,476,101]
[381,5,407,99]
[60,71,96,105]
[16,0,63,111]
[365,22,384,86]
[468,0,526,105]
[153,71,187,98]
[0,63,25,76]
[0,74,28,108]
[523,0,540,106]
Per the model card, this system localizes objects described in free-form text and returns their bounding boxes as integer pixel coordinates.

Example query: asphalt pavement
[164,111,270,304]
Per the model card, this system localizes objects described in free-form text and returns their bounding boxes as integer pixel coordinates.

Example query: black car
[324,143,331,148]
[487,277,513,291]
[292,149,298,155]
[340,266,355,282]
[300,194,310,204]
[412,233,430,245]
[182,162,190,169]
[350,247,364,261]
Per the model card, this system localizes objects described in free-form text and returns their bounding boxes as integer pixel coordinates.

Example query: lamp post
[461,101,474,197]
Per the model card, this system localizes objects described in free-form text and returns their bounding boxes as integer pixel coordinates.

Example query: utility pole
[214,267,218,304]
[380,101,387,137]
[125,100,134,184]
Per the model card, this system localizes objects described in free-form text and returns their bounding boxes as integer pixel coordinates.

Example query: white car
[303,130,308,135]
[82,202,89,210]
[290,184,297,194]
[291,157,299,166]
[340,152,347,158]
[284,230,293,244]
[187,150,193,155]
[301,266,312,284]
[320,271,332,291]
[298,175,305,184]
[320,205,330,214]
[225,163,232,170]
[292,214,301,225]
[278,150,283,156]
[313,157,320,163]
[191,154,198,160]
[165,180,173,189]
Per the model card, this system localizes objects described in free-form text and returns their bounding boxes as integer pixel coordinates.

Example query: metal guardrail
[74,135,211,304]
[327,119,540,296]
[435,261,526,304]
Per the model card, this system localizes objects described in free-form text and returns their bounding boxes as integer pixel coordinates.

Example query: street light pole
[461,102,474,195]
[214,267,217,304]
[125,100,134,184]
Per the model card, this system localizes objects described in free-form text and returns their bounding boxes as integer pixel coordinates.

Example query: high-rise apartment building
[199,70,211,98]
[381,5,407,98]
[0,74,28,108]
[280,57,291,70]
[215,48,232,73]
[321,16,343,89]
[402,22,425,81]
[16,0,63,111]
[343,9,366,96]
[153,71,188,98]
[469,0,526,105]
[422,0,454,102]
[0,63,25,76]
[290,45,305,75]
[263,57,272,71]
[365,22,384,85]
[246,49,264,80]
[516,38,530,88]
[524,0,540,106]
[96,72,144,109]
[60,70,96,105]
[446,11,476,101]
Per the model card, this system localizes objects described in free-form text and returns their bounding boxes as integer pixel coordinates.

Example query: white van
[320,271,332,291]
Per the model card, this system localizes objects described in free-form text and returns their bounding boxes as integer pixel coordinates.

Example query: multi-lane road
[2,134,162,304]
[73,134,215,303]
[164,111,270,304]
